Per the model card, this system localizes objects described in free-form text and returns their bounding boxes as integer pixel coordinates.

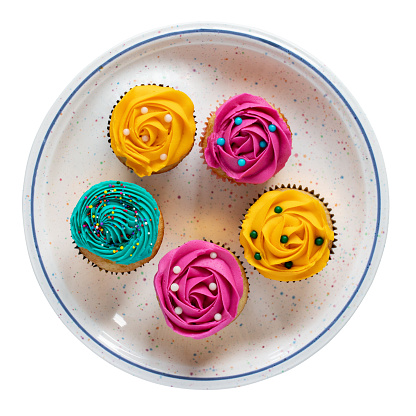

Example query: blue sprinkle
[237,158,246,167]
[260,140,267,148]
[234,117,243,125]
[268,124,277,132]
[217,137,225,146]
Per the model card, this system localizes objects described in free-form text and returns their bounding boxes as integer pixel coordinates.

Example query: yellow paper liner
[73,212,164,275]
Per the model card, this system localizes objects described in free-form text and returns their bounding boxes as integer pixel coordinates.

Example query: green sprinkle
[280,235,289,244]
[315,237,324,246]
[284,261,293,269]
[274,206,283,214]
[250,230,258,239]
[254,252,262,260]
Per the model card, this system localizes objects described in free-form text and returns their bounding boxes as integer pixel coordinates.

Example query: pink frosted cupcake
[200,93,292,184]
[153,240,249,339]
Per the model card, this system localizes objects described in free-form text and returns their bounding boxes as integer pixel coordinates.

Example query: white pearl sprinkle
[141,107,148,114]
[209,282,217,291]
[123,128,130,136]
[210,252,217,259]
[175,306,183,315]
[160,153,167,161]
[141,135,149,142]
[173,265,181,274]
[164,114,172,123]
[171,283,179,292]
[214,313,222,321]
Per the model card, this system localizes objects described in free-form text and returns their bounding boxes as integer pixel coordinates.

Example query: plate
[23,23,388,389]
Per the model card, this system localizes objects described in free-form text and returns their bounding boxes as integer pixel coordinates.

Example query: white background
[1,1,414,415]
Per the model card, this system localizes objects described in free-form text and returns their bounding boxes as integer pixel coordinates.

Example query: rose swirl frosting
[70,180,160,265]
[109,85,196,177]
[204,93,292,184]
[154,240,245,339]
[240,189,334,281]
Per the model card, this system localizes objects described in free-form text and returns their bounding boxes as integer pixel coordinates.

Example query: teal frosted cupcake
[70,180,164,273]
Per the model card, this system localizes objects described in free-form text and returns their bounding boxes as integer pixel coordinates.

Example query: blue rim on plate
[23,23,388,388]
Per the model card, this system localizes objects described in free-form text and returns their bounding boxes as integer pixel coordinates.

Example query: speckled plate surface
[23,23,388,389]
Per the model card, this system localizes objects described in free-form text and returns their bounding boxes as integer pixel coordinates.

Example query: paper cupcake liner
[199,96,291,185]
[73,243,132,275]
[107,84,197,175]
[73,237,162,275]
[72,211,165,275]
[239,183,337,283]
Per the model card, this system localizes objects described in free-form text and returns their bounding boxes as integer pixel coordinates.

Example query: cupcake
[154,240,249,339]
[240,185,335,281]
[200,93,292,184]
[70,180,164,273]
[108,85,196,177]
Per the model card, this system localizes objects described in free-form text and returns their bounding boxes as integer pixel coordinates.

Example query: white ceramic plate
[23,23,388,389]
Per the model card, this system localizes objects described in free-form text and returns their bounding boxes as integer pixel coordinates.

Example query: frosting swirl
[109,85,196,177]
[240,189,334,281]
[204,94,292,184]
[70,180,160,265]
[154,240,245,339]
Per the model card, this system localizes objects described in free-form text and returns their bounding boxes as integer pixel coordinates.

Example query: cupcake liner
[239,183,337,283]
[107,84,197,176]
[73,243,132,275]
[72,212,164,275]
[199,95,291,185]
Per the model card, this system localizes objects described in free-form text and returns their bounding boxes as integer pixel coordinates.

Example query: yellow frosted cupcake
[240,185,336,281]
[108,85,196,177]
